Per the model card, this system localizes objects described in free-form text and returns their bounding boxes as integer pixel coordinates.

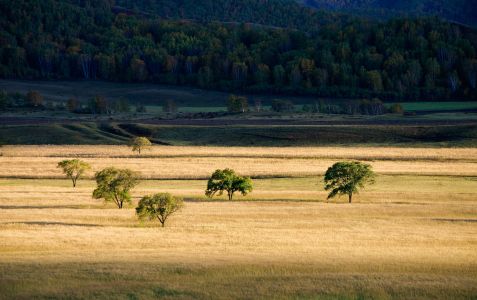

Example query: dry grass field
[0,145,476,299]
[2,145,477,179]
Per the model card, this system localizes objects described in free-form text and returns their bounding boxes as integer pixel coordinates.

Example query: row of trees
[1,0,477,100]
[56,160,253,226]
[57,160,182,227]
[227,95,403,115]
[0,90,148,114]
[2,89,403,116]
[57,144,375,226]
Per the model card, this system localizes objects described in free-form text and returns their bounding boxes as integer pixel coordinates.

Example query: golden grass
[0,176,476,298]
[0,146,476,298]
[2,145,477,179]
[1,177,476,265]
[4,145,477,160]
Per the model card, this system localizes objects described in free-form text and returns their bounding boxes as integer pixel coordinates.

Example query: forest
[301,0,477,27]
[1,0,477,101]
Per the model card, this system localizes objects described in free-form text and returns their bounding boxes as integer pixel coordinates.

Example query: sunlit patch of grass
[0,146,476,298]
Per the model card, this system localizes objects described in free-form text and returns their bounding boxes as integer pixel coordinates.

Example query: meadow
[2,122,477,146]
[0,145,476,299]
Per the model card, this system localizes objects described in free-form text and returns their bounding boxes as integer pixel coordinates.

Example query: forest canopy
[0,0,476,101]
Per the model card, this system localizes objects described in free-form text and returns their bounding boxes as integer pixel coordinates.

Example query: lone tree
[26,90,44,107]
[205,168,253,201]
[227,95,248,113]
[57,159,91,187]
[93,167,139,208]
[131,136,152,154]
[324,161,375,203]
[136,193,183,227]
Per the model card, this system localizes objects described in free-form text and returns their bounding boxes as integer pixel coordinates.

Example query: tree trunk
[348,193,352,203]
[72,179,76,187]
[228,191,233,201]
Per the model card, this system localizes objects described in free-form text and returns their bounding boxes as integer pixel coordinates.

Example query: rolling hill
[0,0,476,102]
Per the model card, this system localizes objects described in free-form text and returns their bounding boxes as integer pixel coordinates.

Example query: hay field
[2,145,477,179]
[0,146,477,299]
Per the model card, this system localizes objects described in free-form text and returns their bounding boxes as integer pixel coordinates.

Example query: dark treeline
[114,0,347,31]
[1,0,477,101]
[301,0,477,27]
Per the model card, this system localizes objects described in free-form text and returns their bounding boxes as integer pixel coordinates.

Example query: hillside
[113,0,344,31]
[0,0,477,102]
[299,0,477,27]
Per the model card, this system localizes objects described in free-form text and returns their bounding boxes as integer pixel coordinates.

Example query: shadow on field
[1,221,103,227]
[0,205,84,210]
[432,218,477,223]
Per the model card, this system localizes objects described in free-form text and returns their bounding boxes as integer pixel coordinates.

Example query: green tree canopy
[57,159,91,187]
[136,193,184,227]
[93,167,139,208]
[205,168,253,200]
[324,161,375,203]
[131,136,152,154]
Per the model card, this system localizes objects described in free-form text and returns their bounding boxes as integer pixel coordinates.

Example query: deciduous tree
[136,193,183,227]
[57,159,91,187]
[131,137,152,154]
[205,169,253,201]
[93,167,139,209]
[227,95,248,113]
[324,161,375,203]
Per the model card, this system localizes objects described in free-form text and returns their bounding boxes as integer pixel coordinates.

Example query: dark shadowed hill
[0,0,476,102]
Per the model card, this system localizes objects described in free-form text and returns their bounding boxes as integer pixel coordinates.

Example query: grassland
[2,122,477,146]
[0,145,476,299]
[2,145,477,179]
[389,101,477,112]
[2,80,477,112]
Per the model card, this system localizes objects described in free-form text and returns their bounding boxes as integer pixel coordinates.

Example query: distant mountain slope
[299,0,477,27]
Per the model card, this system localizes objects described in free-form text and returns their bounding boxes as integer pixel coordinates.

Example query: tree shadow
[432,218,477,223]
[1,221,103,227]
[0,205,90,209]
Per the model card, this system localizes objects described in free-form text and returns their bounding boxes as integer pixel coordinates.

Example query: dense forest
[114,0,350,31]
[300,0,477,27]
[1,0,477,101]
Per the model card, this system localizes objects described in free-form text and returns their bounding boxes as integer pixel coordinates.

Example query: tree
[131,137,152,154]
[136,193,183,227]
[57,159,91,187]
[93,167,139,209]
[388,103,404,114]
[89,95,108,114]
[26,90,43,107]
[227,95,248,113]
[129,58,148,82]
[324,161,375,203]
[205,168,253,201]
